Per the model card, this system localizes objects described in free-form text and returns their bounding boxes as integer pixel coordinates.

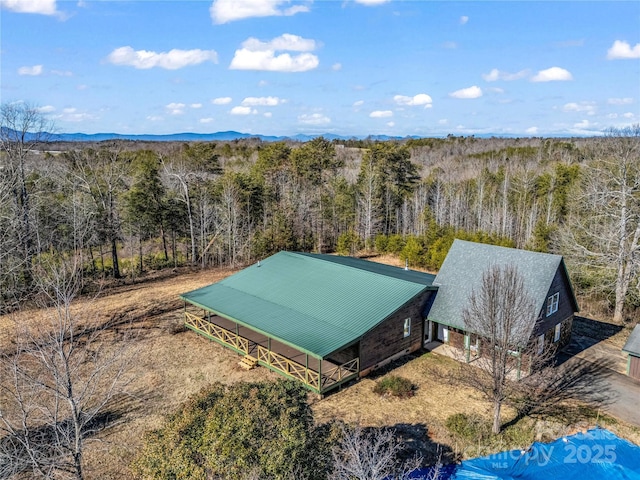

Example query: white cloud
[212,97,232,105]
[230,49,318,72]
[1,0,58,15]
[562,102,596,115]
[354,0,390,5]
[393,93,433,108]
[166,102,186,115]
[482,68,529,82]
[608,97,633,105]
[146,115,164,121]
[573,119,594,129]
[353,100,364,107]
[370,110,393,118]
[623,112,635,119]
[230,106,257,115]
[76,84,88,91]
[298,113,331,125]
[438,119,448,125]
[442,41,457,49]
[531,66,573,82]
[210,0,309,24]
[241,96,284,106]
[606,40,640,60]
[18,65,43,76]
[190,103,202,109]
[230,34,319,72]
[51,69,73,76]
[199,117,214,124]
[263,112,272,118]
[55,107,97,122]
[386,121,395,127]
[332,63,342,71]
[37,105,56,113]
[242,34,317,52]
[449,85,483,99]
[460,15,469,25]
[525,126,539,135]
[107,46,218,70]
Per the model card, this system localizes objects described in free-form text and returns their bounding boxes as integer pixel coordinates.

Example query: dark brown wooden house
[181,252,437,395]
[426,240,578,377]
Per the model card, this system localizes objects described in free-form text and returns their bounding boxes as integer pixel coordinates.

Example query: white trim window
[546,292,559,317]
[537,334,545,354]
[554,322,562,343]
[403,318,411,338]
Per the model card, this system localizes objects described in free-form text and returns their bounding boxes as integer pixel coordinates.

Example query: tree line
[1,103,639,322]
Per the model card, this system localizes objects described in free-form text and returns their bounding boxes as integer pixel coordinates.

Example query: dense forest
[1,103,639,323]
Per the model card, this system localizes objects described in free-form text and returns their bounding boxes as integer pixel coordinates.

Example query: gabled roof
[623,325,640,356]
[180,251,436,359]
[427,239,578,338]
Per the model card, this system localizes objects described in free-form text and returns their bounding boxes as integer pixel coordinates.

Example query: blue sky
[1,0,639,137]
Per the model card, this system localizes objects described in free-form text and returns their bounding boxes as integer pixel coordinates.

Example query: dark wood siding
[630,355,640,380]
[360,290,434,372]
[533,265,576,337]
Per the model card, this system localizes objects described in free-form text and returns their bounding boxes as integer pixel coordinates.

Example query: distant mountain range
[2,127,578,143]
[41,131,414,143]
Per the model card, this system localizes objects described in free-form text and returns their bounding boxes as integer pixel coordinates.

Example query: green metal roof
[427,239,576,338]
[181,251,436,359]
[622,325,640,356]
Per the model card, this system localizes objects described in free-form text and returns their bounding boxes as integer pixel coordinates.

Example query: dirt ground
[1,260,638,478]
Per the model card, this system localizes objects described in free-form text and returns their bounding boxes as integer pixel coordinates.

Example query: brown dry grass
[0,267,282,479]
[1,257,638,478]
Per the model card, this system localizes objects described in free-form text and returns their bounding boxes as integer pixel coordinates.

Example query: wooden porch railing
[185,311,249,354]
[257,346,320,390]
[321,357,359,388]
[184,312,359,393]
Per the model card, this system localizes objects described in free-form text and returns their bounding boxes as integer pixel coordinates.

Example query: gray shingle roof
[427,239,573,338]
[622,325,640,356]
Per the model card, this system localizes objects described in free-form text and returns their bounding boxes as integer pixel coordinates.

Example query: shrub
[445,413,490,442]
[373,375,415,398]
[133,380,333,480]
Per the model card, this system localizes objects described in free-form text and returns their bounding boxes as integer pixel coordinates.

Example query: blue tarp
[411,428,640,480]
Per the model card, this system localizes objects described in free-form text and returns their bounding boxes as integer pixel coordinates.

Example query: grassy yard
[1,261,638,478]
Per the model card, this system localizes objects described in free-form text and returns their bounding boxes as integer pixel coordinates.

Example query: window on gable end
[403,318,411,338]
[546,292,559,317]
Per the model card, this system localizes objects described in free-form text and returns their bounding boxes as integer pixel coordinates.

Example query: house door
[424,320,433,345]
[437,323,445,342]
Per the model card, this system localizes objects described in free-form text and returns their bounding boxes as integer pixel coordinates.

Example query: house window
[443,327,449,343]
[554,322,561,343]
[537,334,545,354]
[403,318,411,338]
[546,292,559,317]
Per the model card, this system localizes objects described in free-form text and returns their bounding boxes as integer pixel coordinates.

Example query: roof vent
[257,260,261,267]
[404,259,409,271]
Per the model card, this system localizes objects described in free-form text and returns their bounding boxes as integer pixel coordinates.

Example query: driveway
[559,334,640,427]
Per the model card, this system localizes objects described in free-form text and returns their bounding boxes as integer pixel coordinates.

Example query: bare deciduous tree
[461,264,538,434]
[0,102,55,301]
[0,257,134,479]
[560,125,640,323]
[330,423,441,480]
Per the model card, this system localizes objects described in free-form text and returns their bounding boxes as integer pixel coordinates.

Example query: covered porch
[184,305,359,395]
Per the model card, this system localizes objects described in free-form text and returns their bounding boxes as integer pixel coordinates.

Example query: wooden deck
[184,310,359,394]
